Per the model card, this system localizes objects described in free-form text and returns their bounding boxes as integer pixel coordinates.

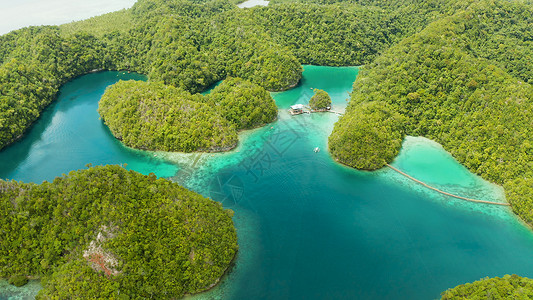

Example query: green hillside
[1,0,533,295]
[98,77,277,152]
[99,80,239,152]
[0,165,237,299]
[329,0,533,226]
[1,0,480,152]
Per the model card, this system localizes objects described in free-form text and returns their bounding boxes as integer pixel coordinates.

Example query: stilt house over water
[289,104,305,115]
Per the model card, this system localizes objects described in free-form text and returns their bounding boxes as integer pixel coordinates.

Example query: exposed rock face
[83,225,121,277]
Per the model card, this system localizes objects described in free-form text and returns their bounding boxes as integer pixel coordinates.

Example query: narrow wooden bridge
[386,164,510,206]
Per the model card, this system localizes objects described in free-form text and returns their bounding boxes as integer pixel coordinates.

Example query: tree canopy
[0,165,238,299]
[441,275,533,299]
[0,0,472,151]
[1,0,533,298]
[329,101,405,169]
[329,0,533,226]
[206,77,278,130]
[309,89,331,110]
[99,80,239,152]
[98,77,277,152]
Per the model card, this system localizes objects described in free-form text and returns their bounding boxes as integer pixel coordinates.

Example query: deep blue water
[2,67,533,300]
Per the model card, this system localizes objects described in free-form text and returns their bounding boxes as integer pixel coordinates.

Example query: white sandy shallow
[237,0,269,8]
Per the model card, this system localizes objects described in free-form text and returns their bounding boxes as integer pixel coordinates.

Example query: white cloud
[0,0,137,35]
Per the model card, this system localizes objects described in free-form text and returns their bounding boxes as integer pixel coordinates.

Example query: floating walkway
[327,110,344,116]
[386,164,510,206]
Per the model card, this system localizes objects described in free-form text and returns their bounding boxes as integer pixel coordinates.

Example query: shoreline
[185,247,239,298]
[386,163,509,206]
[2,59,532,299]
[329,135,513,209]
[0,69,145,153]
[237,0,269,9]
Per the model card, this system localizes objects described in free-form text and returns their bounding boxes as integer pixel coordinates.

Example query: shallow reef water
[2,66,533,299]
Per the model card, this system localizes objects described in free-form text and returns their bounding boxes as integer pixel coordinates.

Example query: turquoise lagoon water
[2,66,533,299]
[0,71,178,183]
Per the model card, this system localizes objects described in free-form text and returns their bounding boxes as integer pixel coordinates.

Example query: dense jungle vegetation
[324,1,533,292]
[206,77,278,130]
[99,81,238,152]
[1,0,533,295]
[329,0,533,226]
[0,0,478,152]
[0,165,238,298]
[441,275,533,299]
[99,77,276,152]
[309,89,331,110]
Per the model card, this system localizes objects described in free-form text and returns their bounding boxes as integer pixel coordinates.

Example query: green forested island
[328,0,533,227]
[442,275,533,299]
[0,165,238,298]
[309,89,331,111]
[0,0,478,153]
[206,77,278,130]
[99,81,237,152]
[1,0,533,297]
[99,77,277,152]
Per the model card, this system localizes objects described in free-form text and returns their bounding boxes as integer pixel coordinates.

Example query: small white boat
[314,147,320,153]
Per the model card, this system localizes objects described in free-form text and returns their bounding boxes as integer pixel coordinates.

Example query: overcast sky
[0,0,137,35]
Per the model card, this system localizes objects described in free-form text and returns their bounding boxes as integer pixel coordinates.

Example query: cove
[0,71,178,183]
[0,0,137,35]
[2,66,533,299]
